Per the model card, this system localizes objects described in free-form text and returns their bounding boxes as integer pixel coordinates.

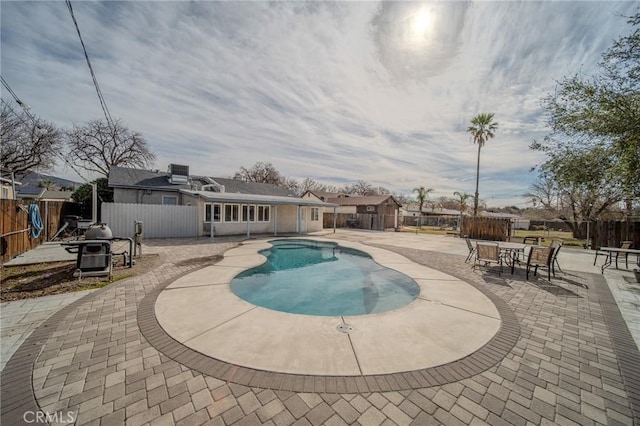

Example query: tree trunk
[473,144,481,216]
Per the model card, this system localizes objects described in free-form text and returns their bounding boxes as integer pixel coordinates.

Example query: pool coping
[138,240,522,392]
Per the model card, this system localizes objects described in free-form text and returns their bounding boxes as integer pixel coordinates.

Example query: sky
[1,1,637,207]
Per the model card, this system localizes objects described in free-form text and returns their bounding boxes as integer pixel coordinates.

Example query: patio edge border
[138,251,521,393]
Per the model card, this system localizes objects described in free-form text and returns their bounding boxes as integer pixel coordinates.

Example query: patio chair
[593,240,633,268]
[464,236,476,263]
[523,236,541,245]
[615,241,633,269]
[506,236,524,243]
[526,246,555,281]
[549,239,563,276]
[473,242,502,274]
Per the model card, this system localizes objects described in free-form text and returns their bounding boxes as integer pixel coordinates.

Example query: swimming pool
[231,239,420,316]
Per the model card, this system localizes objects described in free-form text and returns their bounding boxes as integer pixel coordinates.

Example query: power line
[65,0,115,131]
[1,76,36,121]
[1,90,91,184]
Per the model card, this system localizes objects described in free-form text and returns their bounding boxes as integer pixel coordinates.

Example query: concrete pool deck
[155,238,501,376]
[1,230,639,425]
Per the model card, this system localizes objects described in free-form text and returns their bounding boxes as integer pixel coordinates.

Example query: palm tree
[412,186,433,227]
[453,191,471,215]
[467,113,498,216]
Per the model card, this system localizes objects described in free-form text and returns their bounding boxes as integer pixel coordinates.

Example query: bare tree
[344,180,375,196]
[234,162,284,185]
[1,103,63,176]
[65,119,156,178]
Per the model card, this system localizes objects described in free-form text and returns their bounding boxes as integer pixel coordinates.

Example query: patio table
[498,241,529,274]
[596,247,640,273]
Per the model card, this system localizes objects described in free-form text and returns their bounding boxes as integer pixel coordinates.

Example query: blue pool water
[231,239,420,316]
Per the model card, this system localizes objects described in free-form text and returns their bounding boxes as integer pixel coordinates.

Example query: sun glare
[412,8,432,36]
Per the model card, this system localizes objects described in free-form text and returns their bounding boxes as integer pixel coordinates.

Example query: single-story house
[402,204,462,218]
[0,176,20,200]
[481,211,530,230]
[303,191,401,230]
[107,165,336,237]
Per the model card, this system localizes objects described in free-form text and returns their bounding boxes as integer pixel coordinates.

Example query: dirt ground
[1,252,225,301]
[0,255,162,301]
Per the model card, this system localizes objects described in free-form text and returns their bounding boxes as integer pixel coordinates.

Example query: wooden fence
[322,213,396,231]
[1,200,79,264]
[461,217,511,241]
[590,220,640,249]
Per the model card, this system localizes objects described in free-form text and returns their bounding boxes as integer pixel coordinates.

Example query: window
[311,207,319,221]
[205,204,221,222]
[257,205,270,222]
[162,196,178,205]
[1,187,8,199]
[366,205,375,212]
[224,204,239,222]
[242,205,256,222]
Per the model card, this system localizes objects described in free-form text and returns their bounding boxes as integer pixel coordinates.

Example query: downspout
[274,205,278,236]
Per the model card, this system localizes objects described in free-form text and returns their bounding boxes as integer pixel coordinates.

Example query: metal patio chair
[464,236,476,263]
[549,239,563,276]
[526,246,555,280]
[473,242,502,274]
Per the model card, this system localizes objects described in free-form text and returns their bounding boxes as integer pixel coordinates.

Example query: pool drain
[337,324,353,334]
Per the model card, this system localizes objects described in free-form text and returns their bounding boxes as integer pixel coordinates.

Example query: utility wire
[1,76,36,121]
[1,93,91,184]
[65,0,115,131]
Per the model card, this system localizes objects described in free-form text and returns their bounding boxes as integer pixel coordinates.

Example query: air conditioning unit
[168,164,189,184]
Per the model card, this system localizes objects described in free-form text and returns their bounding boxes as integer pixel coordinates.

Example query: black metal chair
[523,236,541,245]
[526,246,555,280]
[549,239,563,276]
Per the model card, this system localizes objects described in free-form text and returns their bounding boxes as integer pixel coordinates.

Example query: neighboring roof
[40,190,74,200]
[109,166,294,197]
[303,190,343,201]
[16,171,81,190]
[481,212,524,219]
[423,208,461,216]
[17,187,45,199]
[326,195,400,207]
[180,189,337,207]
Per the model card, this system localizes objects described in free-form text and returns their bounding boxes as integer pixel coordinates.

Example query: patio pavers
[1,232,639,425]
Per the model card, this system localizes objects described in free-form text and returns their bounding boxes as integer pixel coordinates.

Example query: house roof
[481,211,524,219]
[17,187,45,198]
[326,195,400,207]
[304,190,343,201]
[423,208,461,216]
[180,189,337,207]
[40,190,74,200]
[108,166,294,197]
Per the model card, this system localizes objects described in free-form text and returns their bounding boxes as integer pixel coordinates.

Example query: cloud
[1,1,636,206]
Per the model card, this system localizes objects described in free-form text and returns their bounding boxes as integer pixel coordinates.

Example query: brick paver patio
[1,234,639,425]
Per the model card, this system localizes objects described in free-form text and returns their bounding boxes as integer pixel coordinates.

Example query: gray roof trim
[180,190,338,207]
